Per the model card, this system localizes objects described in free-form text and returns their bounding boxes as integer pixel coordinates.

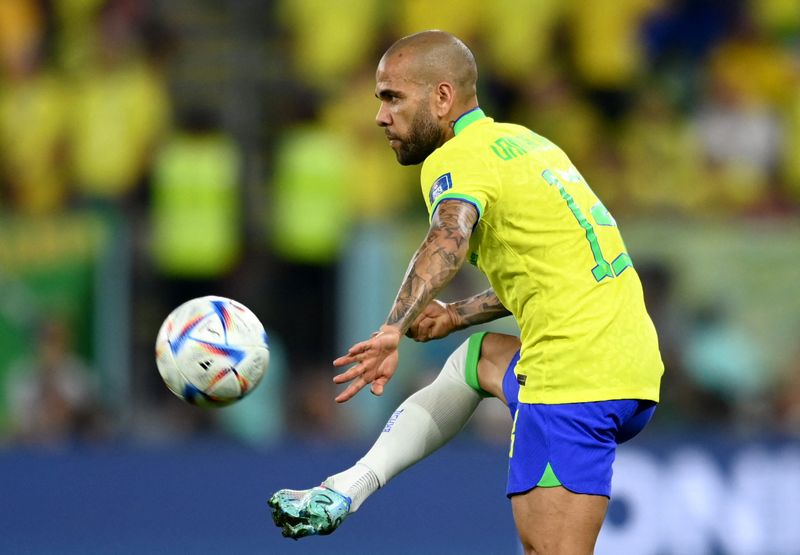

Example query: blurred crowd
[0,0,799,448]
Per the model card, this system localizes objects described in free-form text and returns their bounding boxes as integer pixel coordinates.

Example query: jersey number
[542,169,632,282]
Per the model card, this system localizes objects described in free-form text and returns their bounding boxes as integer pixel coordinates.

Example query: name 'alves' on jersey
[421,108,663,405]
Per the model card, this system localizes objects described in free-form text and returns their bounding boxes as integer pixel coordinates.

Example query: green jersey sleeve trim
[430,192,484,222]
[465,332,492,398]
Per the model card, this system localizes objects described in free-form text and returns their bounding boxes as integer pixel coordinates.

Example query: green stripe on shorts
[537,463,562,488]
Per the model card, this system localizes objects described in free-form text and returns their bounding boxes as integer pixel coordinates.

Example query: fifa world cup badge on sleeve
[429,172,453,204]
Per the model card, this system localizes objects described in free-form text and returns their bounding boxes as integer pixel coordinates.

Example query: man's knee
[476,333,520,401]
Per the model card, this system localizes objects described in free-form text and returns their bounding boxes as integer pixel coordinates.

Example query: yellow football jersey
[421,108,663,404]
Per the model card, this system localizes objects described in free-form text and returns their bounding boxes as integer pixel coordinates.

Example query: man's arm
[332,199,478,403]
[385,199,477,331]
[451,287,511,327]
[406,288,511,342]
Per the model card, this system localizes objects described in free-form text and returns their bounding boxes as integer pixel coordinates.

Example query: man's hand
[332,325,402,403]
[405,300,461,342]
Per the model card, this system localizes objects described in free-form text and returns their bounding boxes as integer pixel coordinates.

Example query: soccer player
[273,30,663,554]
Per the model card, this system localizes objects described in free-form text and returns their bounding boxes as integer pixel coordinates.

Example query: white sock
[324,335,487,512]
[323,463,380,512]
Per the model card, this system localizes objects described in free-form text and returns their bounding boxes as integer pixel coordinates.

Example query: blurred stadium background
[1,0,799,553]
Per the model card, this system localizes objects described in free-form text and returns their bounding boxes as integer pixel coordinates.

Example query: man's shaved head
[381,30,478,99]
[374,31,479,165]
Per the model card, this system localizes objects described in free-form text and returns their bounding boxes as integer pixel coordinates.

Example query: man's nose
[376,104,391,127]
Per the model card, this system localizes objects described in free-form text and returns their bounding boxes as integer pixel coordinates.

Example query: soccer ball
[155,296,269,407]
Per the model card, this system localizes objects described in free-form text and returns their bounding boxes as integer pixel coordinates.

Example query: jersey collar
[453,107,486,136]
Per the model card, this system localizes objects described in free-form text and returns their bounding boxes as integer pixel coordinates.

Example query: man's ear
[434,81,455,118]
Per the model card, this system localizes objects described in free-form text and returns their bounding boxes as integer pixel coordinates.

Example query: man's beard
[395,108,443,166]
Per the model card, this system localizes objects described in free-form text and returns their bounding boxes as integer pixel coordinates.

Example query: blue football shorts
[501,350,656,498]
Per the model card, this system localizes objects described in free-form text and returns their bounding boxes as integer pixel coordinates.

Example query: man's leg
[505,398,655,555]
[476,332,520,402]
[512,487,608,555]
[354,332,520,492]
[269,332,520,538]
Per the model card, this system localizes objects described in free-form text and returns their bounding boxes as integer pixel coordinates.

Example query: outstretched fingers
[333,339,371,365]
[332,328,401,403]
[334,377,369,403]
[331,359,364,383]
[370,375,389,396]
[332,344,371,403]
[332,340,371,383]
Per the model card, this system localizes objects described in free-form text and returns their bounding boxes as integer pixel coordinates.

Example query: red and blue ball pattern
[155,296,270,407]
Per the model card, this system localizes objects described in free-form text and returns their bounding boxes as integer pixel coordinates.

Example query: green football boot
[268,485,352,540]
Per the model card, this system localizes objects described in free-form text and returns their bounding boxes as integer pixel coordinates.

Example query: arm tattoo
[451,288,511,328]
[385,200,477,332]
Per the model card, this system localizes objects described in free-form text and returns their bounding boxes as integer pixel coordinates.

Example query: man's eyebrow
[375,88,402,99]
